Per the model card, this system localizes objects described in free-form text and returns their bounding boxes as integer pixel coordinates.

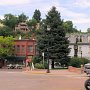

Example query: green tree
[63,21,79,33]
[0,36,15,57]
[0,26,14,37]
[3,14,18,29]
[33,9,41,23]
[27,18,37,30]
[37,6,70,68]
[18,13,28,23]
[87,28,90,33]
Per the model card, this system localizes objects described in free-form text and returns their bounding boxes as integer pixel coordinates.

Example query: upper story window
[22,45,25,53]
[80,36,82,42]
[88,36,90,42]
[78,46,82,53]
[88,46,90,54]
[17,45,20,53]
[28,45,33,52]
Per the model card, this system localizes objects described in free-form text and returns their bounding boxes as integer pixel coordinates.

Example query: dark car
[0,57,4,68]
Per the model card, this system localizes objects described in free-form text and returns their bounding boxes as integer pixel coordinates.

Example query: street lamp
[46,25,50,73]
[26,40,28,67]
[74,37,78,57]
[81,51,82,58]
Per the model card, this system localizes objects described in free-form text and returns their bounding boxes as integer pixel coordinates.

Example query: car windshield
[85,65,90,69]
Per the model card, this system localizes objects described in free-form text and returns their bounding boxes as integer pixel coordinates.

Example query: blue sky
[0,0,90,32]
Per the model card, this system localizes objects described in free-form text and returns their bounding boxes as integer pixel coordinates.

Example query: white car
[84,63,90,75]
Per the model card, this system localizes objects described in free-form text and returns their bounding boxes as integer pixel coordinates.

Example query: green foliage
[63,21,79,33]
[69,57,90,68]
[27,19,37,27]
[27,18,37,31]
[33,9,41,23]
[3,14,18,29]
[0,36,15,57]
[43,61,48,69]
[35,63,44,69]
[0,26,13,37]
[32,56,42,64]
[37,6,70,68]
[18,13,28,23]
[87,28,90,33]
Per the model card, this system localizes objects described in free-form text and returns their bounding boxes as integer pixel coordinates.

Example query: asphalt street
[0,69,87,90]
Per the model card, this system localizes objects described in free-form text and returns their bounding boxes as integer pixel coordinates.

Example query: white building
[67,33,90,59]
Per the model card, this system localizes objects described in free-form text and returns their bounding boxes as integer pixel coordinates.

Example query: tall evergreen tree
[33,9,41,23]
[37,6,70,68]
[18,13,28,23]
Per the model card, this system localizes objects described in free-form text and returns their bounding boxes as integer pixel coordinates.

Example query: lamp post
[81,51,82,58]
[74,37,78,57]
[26,40,28,67]
[46,25,50,73]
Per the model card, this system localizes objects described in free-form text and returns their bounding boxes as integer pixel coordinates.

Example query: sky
[0,0,90,32]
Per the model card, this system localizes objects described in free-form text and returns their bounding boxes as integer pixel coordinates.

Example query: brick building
[4,39,37,67]
[14,39,36,59]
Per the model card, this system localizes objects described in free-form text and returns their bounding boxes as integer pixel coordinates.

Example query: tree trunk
[52,60,54,69]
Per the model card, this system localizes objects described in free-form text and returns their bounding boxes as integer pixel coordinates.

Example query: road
[0,69,87,90]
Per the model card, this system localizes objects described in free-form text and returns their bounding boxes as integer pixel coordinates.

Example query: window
[88,46,90,54]
[78,46,82,53]
[22,45,25,53]
[28,45,33,52]
[88,36,90,42]
[17,45,20,53]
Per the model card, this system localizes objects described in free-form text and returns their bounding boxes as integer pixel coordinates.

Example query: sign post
[42,52,44,65]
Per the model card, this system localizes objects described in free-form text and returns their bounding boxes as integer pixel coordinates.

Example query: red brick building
[14,39,37,64]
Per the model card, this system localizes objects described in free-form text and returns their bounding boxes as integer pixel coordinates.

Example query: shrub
[32,56,41,64]
[69,57,90,68]
[44,61,48,69]
[35,63,44,69]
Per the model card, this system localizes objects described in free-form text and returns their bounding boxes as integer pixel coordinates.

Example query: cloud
[74,0,90,8]
[72,18,90,24]
[55,6,90,24]
[34,0,90,25]
[58,7,86,18]
[0,0,30,6]
[0,15,4,20]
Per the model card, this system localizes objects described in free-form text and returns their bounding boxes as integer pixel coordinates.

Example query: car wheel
[85,79,90,90]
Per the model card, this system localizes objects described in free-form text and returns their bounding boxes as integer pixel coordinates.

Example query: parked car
[15,64,23,69]
[7,64,15,69]
[0,57,4,68]
[84,63,90,74]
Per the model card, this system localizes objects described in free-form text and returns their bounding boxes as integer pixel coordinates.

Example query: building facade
[67,33,90,59]
[15,22,30,33]
[14,39,36,59]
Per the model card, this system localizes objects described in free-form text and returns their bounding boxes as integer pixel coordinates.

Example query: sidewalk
[24,69,87,77]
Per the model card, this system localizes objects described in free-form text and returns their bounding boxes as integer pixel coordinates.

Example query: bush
[35,63,44,69]
[32,56,41,64]
[44,61,48,69]
[69,57,90,68]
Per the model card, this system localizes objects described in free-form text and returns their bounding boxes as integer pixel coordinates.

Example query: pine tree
[37,6,70,68]
[33,9,41,23]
